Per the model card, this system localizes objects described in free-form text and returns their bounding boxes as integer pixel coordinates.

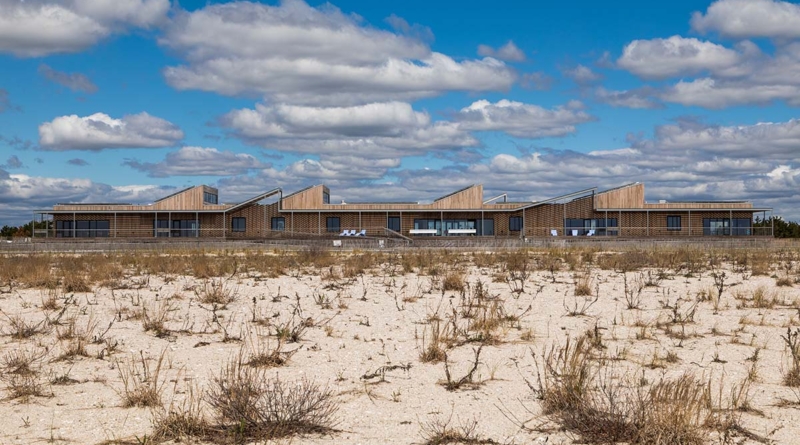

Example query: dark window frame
[667,215,681,231]
[326,217,340,233]
[323,191,330,204]
[271,217,285,231]
[509,216,523,232]
[232,217,246,232]
[203,191,218,204]
[387,216,401,232]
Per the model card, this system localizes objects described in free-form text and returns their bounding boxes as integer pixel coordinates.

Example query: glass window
[387,216,400,232]
[232,217,246,232]
[323,191,330,204]
[734,218,751,236]
[477,219,494,236]
[703,218,729,236]
[203,192,218,204]
[271,217,285,231]
[509,216,523,232]
[56,220,73,238]
[326,217,340,233]
[667,215,681,231]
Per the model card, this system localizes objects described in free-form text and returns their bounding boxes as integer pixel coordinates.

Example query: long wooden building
[34,182,773,239]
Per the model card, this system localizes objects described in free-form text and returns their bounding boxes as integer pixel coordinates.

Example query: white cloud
[160,0,515,104]
[645,118,800,159]
[122,146,265,177]
[222,101,478,159]
[563,64,601,84]
[662,78,800,108]
[594,87,663,109]
[477,40,526,62]
[617,36,742,80]
[39,112,184,151]
[0,0,169,57]
[454,99,594,138]
[691,0,800,39]
[38,64,98,93]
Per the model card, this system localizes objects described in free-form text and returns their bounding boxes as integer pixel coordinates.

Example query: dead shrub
[528,335,726,444]
[574,272,593,296]
[419,319,450,363]
[419,412,496,445]
[151,385,210,442]
[196,278,237,306]
[782,327,800,387]
[206,357,339,439]
[0,311,49,339]
[116,350,167,408]
[443,270,466,292]
[1,347,47,377]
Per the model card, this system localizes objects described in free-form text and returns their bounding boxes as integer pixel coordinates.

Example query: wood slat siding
[432,185,483,209]
[281,185,326,210]
[594,183,645,209]
[642,202,753,209]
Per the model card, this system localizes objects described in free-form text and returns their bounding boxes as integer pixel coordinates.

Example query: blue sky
[1,0,799,224]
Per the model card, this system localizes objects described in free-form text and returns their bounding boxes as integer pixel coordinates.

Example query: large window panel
[326,217,340,233]
[387,216,400,232]
[271,217,285,231]
[232,217,246,232]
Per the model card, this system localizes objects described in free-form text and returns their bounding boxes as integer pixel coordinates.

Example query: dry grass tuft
[116,350,167,408]
[206,356,339,440]
[529,335,737,444]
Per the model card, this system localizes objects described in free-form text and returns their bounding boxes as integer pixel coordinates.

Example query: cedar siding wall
[45,182,762,239]
[49,208,757,239]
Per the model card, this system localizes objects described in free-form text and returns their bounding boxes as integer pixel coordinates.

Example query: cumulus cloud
[618,36,743,80]
[594,87,663,109]
[614,28,800,108]
[563,65,601,84]
[477,40,526,62]
[38,64,98,93]
[454,99,594,138]
[160,0,515,104]
[222,101,478,160]
[691,0,800,39]
[0,0,169,57]
[0,173,182,224]
[385,14,434,43]
[38,112,184,151]
[122,146,266,177]
[642,118,800,159]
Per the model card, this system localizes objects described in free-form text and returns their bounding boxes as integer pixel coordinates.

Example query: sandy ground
[1,252,799,444]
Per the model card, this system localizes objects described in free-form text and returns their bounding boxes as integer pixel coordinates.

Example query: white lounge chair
[550,229,558,236]
[356,229,366,236]
[339,230,349,236]
[587,230,595,237]
[347,230,356,236]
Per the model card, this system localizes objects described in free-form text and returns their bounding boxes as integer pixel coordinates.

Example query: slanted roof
[434,184,476,202]
[224,188,282,213]
[154,186,196,203]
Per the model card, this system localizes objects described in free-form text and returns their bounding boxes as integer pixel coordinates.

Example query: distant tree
[754,216,800,238]
[0,221,51,238]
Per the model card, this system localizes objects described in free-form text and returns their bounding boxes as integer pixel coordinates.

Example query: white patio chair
[550,229,558,236]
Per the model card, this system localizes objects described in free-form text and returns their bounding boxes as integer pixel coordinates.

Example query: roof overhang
[597,208,772,212]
